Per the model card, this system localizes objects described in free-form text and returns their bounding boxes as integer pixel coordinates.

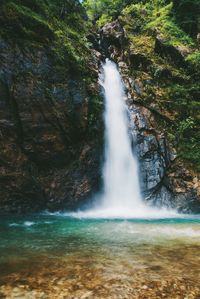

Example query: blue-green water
[0,215,200,298]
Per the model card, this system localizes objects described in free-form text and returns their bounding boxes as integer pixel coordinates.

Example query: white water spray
[100,60,142,210]
[65,59,178,218]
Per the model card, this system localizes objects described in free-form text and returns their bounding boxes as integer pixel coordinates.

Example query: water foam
[64,207,179,219]
[65,60,179,219]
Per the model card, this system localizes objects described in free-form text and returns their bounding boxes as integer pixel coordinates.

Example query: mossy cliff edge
[0,0,199,213]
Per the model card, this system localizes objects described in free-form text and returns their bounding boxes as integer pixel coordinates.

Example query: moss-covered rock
[97,0,200,212]
[0,0,103,214]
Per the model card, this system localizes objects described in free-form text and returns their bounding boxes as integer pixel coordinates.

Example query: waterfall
[83,59,177,218]
[100,59,143,211]
[65,59,178,218]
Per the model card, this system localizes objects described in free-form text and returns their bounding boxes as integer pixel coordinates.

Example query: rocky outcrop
[101,21,200,213]
[128,104,200,213]
[0,37,102,214]
[100,20,127,59]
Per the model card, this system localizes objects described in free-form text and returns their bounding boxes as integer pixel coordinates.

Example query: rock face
[100,20,200,213]
[0,37,102,214]
[128,105,200,213]
[100,20,127,59]
[0,14,199,214]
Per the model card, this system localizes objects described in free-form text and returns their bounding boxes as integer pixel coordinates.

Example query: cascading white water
[100,59,143,210]
[65,59,178,218]
[81,59,177,218]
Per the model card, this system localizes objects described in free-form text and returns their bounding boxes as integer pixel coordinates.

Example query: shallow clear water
[0,215,200,298]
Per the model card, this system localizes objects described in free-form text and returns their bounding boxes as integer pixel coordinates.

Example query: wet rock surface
[100,20,127,60]
[0,37,102,214]
[101,20,200,213]
[125,70,200,213]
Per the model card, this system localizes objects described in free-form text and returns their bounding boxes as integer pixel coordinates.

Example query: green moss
[0,2,53,43]
[121,1,194,49]
[0,0,91,72]
[129,35,155,56]
[167,132,176,143]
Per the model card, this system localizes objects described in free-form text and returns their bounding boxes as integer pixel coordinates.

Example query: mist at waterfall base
[66,59,177,219]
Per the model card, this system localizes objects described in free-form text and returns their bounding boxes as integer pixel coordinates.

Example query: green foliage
[121,3,146,33]
[168,83,200,118]
[179,138,200,171]
[0,2,53,43]
[0,0,90,72]
[1,0,199,168]
[119,1,200,169]
[186,51,200,75]
[166,83,200,168]
[178,117,195,135]
[167,132,176,143]
[122,1,194,47]
[146,2,193,46]
[96,14,112,28]
[172,0,200,37]
[83,0,134,26]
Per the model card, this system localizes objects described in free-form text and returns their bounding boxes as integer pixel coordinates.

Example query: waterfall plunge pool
[0,61,199,297]
[0,214,200,298]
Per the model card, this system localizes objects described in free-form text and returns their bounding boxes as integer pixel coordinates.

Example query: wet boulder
[100,20,127,58]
